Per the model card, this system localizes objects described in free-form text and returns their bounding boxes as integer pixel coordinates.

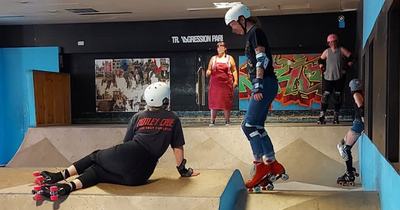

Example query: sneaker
[225,120,230,126]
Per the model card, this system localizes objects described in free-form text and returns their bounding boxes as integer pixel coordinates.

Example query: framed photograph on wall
[95,58,170,112]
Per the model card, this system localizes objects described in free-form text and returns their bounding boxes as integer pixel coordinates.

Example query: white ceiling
[0,0,359,25]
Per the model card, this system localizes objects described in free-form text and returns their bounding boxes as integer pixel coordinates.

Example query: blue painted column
[0,47,60,165]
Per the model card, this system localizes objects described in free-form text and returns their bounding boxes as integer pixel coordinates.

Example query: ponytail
[246,16,261,27]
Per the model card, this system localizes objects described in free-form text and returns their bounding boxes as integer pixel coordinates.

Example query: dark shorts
[350,119,364,135]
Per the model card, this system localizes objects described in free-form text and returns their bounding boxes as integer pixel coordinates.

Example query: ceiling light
[19,0,29,4]
[251,6,274,12]
[213,2,242,9]
[278,3,310,10]
[188,2,242,11]
[48,10,59,13]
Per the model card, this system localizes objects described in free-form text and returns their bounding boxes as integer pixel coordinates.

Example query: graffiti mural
[239,54,322,110]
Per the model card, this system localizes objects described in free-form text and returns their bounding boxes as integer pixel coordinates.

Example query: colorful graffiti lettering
[239,54,322,110]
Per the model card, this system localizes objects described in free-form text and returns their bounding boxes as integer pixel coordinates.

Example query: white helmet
[144,82,170,107]
[225,4,251,25]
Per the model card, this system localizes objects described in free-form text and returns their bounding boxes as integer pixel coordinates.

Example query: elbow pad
[318,58,326,65]
[346,54,355,63]
[256,53,269,70]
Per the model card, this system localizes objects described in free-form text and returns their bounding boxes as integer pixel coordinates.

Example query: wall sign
[171,35,224,44]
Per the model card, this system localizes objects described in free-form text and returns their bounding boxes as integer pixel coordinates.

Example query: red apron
[208,55,233,110]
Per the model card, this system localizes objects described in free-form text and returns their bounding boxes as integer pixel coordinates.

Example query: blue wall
[0,49,5,166]
[359,134,400,210]
[0,47,60,165]
[363,0,386,46]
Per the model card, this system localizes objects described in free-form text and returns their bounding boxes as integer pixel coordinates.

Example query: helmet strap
[238,16,247,35]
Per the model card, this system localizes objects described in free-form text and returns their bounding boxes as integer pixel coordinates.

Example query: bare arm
[341,47,352,58]
[172,146,184,166]
[172,146,200,177]
[320,49,328,60]
[230,56,238,87]
[206,56,213,77]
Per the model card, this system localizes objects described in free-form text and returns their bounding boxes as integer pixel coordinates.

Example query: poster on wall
[239,54,322,110]
[95,58,170,112]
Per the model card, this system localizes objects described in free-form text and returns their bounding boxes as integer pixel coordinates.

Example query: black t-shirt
[245,27,276,80]
[123,109,185,159]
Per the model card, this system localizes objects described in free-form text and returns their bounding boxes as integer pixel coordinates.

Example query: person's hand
[348,61,353,67]
[319,64,324,69]
[191,171,200,176]
[233,82,238,88]
[254,93,263,101]
[206,70,211,77]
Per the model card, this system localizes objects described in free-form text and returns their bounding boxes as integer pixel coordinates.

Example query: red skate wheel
[349,182,355,186]
[33,171,40,177]
[50,195,58,201]
[248,188,254,193]
[338,181,344,186]
[34,194,42,200]
[50,186,58,191]
[34,186,41,191]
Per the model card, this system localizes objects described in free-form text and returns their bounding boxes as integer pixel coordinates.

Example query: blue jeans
[243,77,278,160]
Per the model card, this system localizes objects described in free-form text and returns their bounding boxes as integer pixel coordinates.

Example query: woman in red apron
[206,42,238,126]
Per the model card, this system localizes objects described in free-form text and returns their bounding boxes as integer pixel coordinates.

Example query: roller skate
[337,171,356,186]
[32,183,71,201]
[259,160,289,191]
[317,112,326,124]
[333,111,340,124]
[352,167,360,177]
[246,161,271,193]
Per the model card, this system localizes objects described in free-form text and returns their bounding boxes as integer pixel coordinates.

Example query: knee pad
[333,91,342,103]
[342,146,352,161]
[241,121,267,140]
[321,91,331,104]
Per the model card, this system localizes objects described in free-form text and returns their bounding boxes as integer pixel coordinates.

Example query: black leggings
[73,142,158,189]
[321,75,346,112]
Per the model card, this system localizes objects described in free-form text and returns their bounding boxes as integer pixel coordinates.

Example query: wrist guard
[176,159,193,177]
[251,78,263,94]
